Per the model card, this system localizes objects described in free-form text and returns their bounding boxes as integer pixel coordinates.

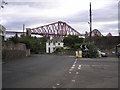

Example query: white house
[46,37,64,53]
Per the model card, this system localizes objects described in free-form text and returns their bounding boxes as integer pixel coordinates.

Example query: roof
[47,37,64,42]
[106,33,112,36]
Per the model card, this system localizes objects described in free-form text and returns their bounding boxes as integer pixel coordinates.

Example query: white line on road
[56,83,60,86]
[78,65,81,69]
[69,72,71,74]
[69,69,73,71]
[73,64,75,67]
[72,80,75,82]
[71,66,75,69]
[79,65,81,68]
[76,72,79,74]
[52,86,56,88]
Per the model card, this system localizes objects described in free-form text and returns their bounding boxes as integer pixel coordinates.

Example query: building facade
[46,37,64,53]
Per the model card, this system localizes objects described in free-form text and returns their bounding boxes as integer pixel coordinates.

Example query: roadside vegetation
[63,35,84,50]
[7,35,47,54]
[7,35,99,57]
[63,35,98,58]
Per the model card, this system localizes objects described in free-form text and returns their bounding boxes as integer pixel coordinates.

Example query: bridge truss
[28,21,82,37]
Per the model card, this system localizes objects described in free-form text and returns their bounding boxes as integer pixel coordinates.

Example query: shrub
[81,42,98,58]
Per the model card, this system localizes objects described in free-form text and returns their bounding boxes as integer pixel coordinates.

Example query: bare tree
[0,0,8,9]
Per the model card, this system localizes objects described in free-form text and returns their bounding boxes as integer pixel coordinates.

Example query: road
[2,55,118,88]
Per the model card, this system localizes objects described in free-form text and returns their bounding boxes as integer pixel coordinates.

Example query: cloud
[93,4,118,22]
[1,0,119,36]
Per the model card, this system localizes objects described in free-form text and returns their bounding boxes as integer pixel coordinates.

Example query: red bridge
[6,21,82,37]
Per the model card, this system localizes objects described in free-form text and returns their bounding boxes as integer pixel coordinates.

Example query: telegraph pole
[23,24,25,35]
[89,2,92,41]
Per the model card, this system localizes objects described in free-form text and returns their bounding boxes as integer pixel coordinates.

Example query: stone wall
[2,41,30,61]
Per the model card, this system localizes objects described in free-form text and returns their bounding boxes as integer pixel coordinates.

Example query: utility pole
[23,24,25,36]
[89,2,92,41]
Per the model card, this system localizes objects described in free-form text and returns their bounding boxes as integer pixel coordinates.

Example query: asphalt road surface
[2,55,118,88]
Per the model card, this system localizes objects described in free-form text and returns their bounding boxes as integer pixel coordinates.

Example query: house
[106,33,112,36]
[46,37,64,53]
[0,24,6,40]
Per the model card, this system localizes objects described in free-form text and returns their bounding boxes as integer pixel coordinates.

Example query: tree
[8,35,47,54]
[81,42,98,58]
[8,33,19,44]
[0,0,8,9]
[63,35,84,49]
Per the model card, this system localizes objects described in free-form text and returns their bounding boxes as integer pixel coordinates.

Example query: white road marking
[78,65,81,69]
[69,69,73,71]
[72,80,75,82]
[69,72,71,74]
[76,72,79,74]
[71,66,74,69]
[73,64,75,67]
[52,86,56,88]
[56,83,60,85]
[79,65,81,68]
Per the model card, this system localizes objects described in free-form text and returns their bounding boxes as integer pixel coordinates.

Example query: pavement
[2,55,119,88]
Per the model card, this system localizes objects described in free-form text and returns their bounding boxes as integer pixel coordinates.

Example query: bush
[55,47,63,53]
[81,42,98,58]
[7,35,47,54]
[63,35,84,49]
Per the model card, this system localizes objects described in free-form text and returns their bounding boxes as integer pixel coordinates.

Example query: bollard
[98,52,102,57]
[78,51,82,57]
[76,51,78,57]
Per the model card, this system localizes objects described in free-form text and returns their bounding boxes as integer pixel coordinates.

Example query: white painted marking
[71,66,74,69]
[73,62,76,65]
[72,80,75,82]
[56,83,60,85]
[78,65,81,69]
[69,69,73,71]
[52,86,56,88]
[73,64,75,67]
[79,65,81,68]
[76,72,79,74]
[69,72,71,74]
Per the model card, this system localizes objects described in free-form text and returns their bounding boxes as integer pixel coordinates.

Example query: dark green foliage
[8,34,19,44]
[54,47,64,53]
[63,35,84,50]
[7,35,47,54]
[81,42,98,58]
[85,36,120,50]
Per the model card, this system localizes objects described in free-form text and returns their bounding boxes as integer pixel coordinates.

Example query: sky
[0,0,119,36]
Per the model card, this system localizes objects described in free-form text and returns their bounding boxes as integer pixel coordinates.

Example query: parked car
[97,50,108,57]
[118,51,120,58]
[101,52,108,57]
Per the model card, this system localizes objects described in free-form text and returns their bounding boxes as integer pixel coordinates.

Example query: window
[49,42,50,45]
[53,42,55,45]
[58,43,60,45]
